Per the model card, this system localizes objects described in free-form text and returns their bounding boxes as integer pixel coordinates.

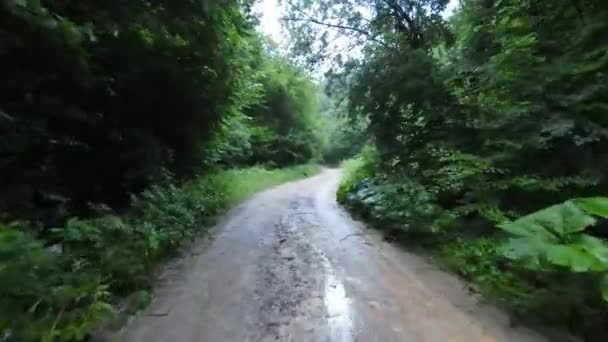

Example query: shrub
[0,226,112,342]
[339,149,454,237]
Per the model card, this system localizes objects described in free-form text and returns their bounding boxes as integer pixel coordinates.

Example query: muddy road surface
[116,169,547,342]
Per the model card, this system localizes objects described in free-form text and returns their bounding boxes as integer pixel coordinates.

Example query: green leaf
[498,201,595,240]
[543,201,596,235]
[573,197,608,218]
[501,237,545,267]
[571,235,608,271]
[544,245,600,272]
[499,219,557,240]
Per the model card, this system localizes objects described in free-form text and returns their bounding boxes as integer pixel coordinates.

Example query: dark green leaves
[499,201,596,240]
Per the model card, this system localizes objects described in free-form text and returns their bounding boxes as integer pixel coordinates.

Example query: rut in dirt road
[113,169,548,342]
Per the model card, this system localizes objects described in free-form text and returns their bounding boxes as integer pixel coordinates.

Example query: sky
[255,0,283,43]
[254,0,460,44]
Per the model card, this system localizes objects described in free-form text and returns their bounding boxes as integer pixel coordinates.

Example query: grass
[201,164,322,206]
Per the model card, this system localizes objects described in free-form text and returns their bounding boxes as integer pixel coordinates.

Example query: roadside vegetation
[0,1,330,340]
[1,165,319,341]
[284,0,608,339]
[4,0,608,340]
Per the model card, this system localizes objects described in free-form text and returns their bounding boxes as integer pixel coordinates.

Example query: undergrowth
[338,154,608,340]
[433,237,604,334]
[0,164,320,341]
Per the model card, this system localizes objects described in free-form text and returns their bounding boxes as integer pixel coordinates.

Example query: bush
[0,226,112,342]
[338,149,454,238]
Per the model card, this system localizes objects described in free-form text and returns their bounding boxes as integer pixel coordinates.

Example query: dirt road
[117,169,547,342]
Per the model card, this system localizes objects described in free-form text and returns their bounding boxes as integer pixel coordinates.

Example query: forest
[1,0,608,341]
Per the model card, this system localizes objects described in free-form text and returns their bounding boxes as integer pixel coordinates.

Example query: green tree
[0,0,261,223]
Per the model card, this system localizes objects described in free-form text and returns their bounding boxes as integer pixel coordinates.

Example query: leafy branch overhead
[282,0,451,66]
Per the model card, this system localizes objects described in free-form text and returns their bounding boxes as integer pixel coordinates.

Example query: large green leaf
[499,200,608,273]
[501,237,546,267]
[544,244,605,272]
[498,201,596,240]
[502,237,541,259]
[538,201,596,236]
[498,218,557,240]
[571,235,608,270]
[573,197,608,219]
[503,234,608,272]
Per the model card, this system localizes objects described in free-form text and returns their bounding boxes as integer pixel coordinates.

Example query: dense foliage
[286,0,608,338]
[5,0,608,339]
[245,57,323,166]
[1,0,254,224]
[203,55,325,168]
[0,0,331,339]
[0,0,325,226]
[317,91,368,165]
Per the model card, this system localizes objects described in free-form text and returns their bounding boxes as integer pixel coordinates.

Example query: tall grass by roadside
[0,164,320,341]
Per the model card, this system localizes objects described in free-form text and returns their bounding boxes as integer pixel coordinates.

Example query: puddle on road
[324,273,353,342]
[314,245,354,342]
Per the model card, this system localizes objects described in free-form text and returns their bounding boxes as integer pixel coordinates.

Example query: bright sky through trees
[255,0,283,43]
[254,0,460,44]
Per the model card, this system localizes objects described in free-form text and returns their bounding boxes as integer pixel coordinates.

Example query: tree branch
[382,0,423,47]
[282,0,390,48]
[282,17,388,47]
